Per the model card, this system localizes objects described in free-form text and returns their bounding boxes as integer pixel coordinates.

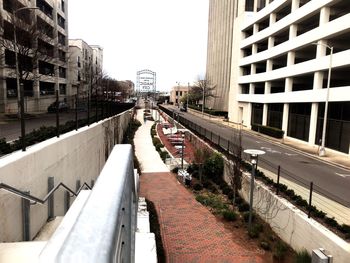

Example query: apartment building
[170,85,189,106]
[227,0,350,155]
[0,0,69,113]
[206,0,235,111]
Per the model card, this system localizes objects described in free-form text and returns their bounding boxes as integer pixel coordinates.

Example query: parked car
[47,101,69,113]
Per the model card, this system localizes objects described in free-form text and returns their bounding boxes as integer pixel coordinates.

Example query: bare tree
[191,78,216,111]
[193,147,211,183]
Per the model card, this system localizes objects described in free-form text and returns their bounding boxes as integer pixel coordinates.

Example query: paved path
[134,108,265,263]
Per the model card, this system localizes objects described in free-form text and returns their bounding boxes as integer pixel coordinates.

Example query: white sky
[68,0,209,91]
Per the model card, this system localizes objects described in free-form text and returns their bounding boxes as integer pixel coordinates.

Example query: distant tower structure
[136,69,156,94]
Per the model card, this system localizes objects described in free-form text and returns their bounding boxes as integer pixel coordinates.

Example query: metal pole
[187,82,189,111]
[55,90,59,137]
[20,83,26,151]
[75,94,78,130]
[248,160,256,230]
[22,191,30,241]
[276,165,281,195]
[308,182,314,218]
[181,134,184,170]
[319,47,333,157]
[202,87,204,116]
[48,177,55,219]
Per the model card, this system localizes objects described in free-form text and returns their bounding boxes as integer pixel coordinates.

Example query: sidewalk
[134,109,265,263]
[188,108,350,170]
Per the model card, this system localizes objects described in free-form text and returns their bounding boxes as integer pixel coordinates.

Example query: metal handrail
[0,181,91,205]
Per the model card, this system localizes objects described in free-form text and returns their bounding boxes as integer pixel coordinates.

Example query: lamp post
[312,42,333,157]
[201,86,205,116]
[243,149,265,230]
[186,82,190,111]
[181,133,185,170]
[13,6,38,151]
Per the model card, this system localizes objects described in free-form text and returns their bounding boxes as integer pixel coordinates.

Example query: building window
[39,61,55,76]
[6,78,17,98]
[57,14,65,29]
[61,0,65,12]
[59,50,66,62]
[37,0,53,19]
[59,84,66,95]
[77,56,81,68]
[245,0,254,11]
[59,67,66,78]
[58,32,66,45]
[40,81,55,95]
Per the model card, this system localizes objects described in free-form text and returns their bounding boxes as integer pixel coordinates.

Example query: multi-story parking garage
[228,0,350,155]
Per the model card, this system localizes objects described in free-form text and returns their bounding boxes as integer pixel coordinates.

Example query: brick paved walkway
[140,172,265,263]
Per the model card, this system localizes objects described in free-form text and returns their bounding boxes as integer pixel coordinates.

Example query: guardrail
[0,180,92,241]
[39,144,138,263]
[159,105,350,226]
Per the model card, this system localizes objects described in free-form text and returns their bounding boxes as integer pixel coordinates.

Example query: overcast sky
[68,0,209,91]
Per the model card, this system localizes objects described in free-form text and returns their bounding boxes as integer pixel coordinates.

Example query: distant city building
[227,0,350,155]
[206,0,235,111]
[170,85,189,106]
[136,69,156,94]
[68,39,94,98]
[0,0,69,113]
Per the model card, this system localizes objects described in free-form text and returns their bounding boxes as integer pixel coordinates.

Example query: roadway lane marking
[335,173,350,178]
[260,147,281,154]
[285,153,298,156]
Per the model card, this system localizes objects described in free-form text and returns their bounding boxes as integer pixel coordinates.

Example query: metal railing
[39,144,138,263]
[0,180,92,241]
[159,105,350,225]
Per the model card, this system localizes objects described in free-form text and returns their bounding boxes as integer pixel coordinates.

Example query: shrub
[227,191,234,200]
[172,167,179,174]
[314,209,326,219]
[0,138,12,155]
[294,249,311,263]
[203,153,224,181]
[160,151,169,161]
[222,186,232,195]
[325,217,339,228]
[285,189,295,197]
[152,137,161,146]
[273,240,288,260]
[260,241,270,251]
[251,124,285,139]
[339,224,350,234]
[278,184,288,193]
[243,212,255,223]
[195,194,228,211]
[238,203,250,212]
[222,210,237,221]
[248,225,260,239]
[193,183,203,191]
[234,196,243,205]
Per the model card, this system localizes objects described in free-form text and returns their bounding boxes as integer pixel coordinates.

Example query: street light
[312,42,333,157]
[176,81,180,108]
[186,82,190,111]
[243,149,265,231]
[13,6,39,151]
[181,133,185,170]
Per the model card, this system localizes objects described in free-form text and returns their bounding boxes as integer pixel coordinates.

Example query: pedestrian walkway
[134,109,265,263]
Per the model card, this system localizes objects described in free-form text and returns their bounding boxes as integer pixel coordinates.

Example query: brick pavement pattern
[140,172,265,263]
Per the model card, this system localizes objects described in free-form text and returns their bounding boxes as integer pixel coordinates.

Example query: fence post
[218,135,221,147]
[55,90,60,138]
[75,94,78,131]
[22,191,30,241]
[48,177,55,220]
[64,191,70,213]
[308,182,314,218]
[276,165,281,195]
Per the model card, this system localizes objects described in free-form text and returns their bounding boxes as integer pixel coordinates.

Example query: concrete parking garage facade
[228,0,350,155]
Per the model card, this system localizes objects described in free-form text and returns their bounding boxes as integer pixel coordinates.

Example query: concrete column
[262,104,268,126]
[247,102,253,128]
[308,102,318,145]
[287,51,295,66]
[282,103,289,135]
[267,37,274,71]
[270,13,276,25]
[291,0,300,11]
[319,6,330,25]
[289,24,298,39]
[249,83,255,94]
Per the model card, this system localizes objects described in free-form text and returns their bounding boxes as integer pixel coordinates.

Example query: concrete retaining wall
[0,110,132,242]
[184,126,350,262]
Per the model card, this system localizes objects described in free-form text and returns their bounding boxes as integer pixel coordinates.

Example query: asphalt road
[164,105,350,208]
[0,111,89,141]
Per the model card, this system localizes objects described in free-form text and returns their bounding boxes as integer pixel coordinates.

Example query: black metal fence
[159,105,350,227]
[0,94,135,156]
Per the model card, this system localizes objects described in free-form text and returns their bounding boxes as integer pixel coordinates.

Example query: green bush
[203,153,224,181]
[251,124,285,139]
[160,151,169,161]
[152,137,161,145]
[0,138,12,155]
[273,240,288,260]
[285,189,295,197]
[222,186,232,195]
[243,211,255,223]
[260,241,270,250]
[172,167,179,173]
[314,209,326,219]
[238,203,250,212]
[193,183,203,191]
[195,194,228,211]
[325,217,339,228]
[222,210,237,221]
[294,249,311,263]
[248,224,261,239]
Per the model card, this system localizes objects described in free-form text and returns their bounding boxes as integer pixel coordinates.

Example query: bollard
[308,182,314,218]
[276,165,281,195]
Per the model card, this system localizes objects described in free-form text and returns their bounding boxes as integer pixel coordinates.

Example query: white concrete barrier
[0,110,132,242]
